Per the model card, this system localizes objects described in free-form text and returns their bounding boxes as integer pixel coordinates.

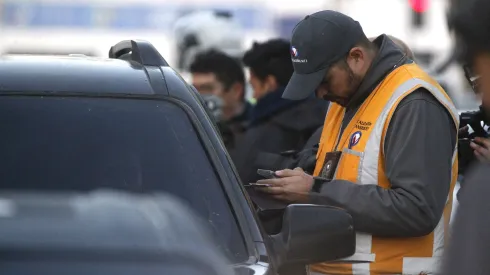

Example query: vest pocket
[334,148,363,183]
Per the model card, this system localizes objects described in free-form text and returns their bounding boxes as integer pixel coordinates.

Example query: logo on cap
[348,131,362,149]
[291,46,298,57]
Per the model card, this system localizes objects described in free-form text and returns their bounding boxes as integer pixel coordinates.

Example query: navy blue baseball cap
[283,10,364,100]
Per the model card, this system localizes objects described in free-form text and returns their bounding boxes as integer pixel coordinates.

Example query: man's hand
[255,167,314,203]
[471,137,490,162]
[458,125,469,138]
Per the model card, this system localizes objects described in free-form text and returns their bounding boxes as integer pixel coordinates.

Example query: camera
[459,105,488,138]
[458,105,489,174]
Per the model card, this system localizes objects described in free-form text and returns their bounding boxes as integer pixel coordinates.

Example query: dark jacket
[283,126,323,173]
[230,87,326,185]
[309,34,457,237]
[219,101,253,151]
[442,163,490,275]
[253,125,323,174]
[231,122,323,175]
[231,88,325,237]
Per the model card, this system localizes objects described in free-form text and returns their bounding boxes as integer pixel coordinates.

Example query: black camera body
[458,105,489,174]
[460,105,488,138]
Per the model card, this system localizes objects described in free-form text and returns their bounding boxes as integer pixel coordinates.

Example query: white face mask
[200,94,225,122]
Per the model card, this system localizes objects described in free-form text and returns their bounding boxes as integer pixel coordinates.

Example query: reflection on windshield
[0,96,248,263]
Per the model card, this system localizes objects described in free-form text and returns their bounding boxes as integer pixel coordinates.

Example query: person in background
[230,39,326,186]
[388,35,415,60]
[370,35,415,60]
[173,10,244,72]
[190,50,252,149]
[442,0,490,274]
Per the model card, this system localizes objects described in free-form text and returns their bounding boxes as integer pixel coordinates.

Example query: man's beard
[322,67,362,107]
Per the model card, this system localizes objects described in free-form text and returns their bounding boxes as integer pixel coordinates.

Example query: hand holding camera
[470,137,490,161]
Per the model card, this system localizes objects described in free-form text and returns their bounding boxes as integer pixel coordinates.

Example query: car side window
[0,96,248,263]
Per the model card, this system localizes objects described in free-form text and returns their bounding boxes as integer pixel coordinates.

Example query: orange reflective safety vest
[309,63,459,275]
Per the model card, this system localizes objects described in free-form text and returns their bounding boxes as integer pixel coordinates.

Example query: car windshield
[0,96,248,263]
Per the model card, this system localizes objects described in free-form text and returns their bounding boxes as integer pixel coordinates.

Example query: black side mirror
[271,204,355,267]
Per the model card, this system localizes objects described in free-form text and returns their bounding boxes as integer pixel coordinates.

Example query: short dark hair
[333,34,375,70]
[189,49,245,91]
[448,0,490,62]
[242,39,294,87]
[355,33,376,50]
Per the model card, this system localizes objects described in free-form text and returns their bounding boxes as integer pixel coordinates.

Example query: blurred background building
[0,0,479,108]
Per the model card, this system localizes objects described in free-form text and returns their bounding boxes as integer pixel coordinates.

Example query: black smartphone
[244,183,272,188]
[257,169,277,179]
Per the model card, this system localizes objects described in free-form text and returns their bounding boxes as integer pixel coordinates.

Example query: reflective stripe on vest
[362,77,458,187]
[310,64,459,275]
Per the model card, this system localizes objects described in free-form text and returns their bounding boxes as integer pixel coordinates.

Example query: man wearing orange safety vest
[256,10,459,275]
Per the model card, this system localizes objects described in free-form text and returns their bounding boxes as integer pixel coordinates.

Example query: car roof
[0,40,181,96]
[0,55,168,95]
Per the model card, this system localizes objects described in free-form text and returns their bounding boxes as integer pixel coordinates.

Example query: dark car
[0,190,236,275]
[0,40,355,274]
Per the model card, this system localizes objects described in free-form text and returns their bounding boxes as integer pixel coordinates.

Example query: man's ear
[348,47,364,62]
[346,47,368,72]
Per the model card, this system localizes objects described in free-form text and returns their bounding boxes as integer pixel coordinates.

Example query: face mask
[200,94,224,122]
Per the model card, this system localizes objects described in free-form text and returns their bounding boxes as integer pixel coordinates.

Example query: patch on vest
[355,120,372,131]
[348,131,362,149]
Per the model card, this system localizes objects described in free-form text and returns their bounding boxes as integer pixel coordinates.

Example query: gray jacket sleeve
[309,88,457,237]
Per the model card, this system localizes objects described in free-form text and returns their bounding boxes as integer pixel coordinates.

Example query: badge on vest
[348,131,362,149]
[320,151,342,179]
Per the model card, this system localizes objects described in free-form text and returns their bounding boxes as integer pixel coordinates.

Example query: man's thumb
[458,125,469,138]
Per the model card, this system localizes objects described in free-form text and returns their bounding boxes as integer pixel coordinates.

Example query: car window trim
[183,89,262,265]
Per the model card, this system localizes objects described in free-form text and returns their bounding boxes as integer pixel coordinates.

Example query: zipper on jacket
[333,110,346,151]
